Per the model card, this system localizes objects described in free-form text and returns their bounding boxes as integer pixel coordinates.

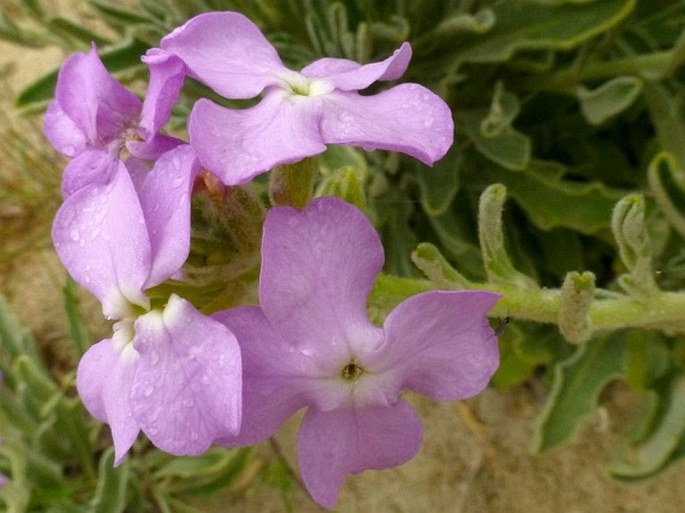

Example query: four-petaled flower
[157,11,454,185]
[214,197,500,508]
[44,45,185,196]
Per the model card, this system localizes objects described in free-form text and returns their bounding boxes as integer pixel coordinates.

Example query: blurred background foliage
[1,0,685,511]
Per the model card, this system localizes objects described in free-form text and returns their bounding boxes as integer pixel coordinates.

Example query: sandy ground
[1,15,684,513]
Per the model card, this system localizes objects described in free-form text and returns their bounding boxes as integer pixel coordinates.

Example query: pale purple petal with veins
[52,162,151,319]
[213,307,346,446]
[126,134,183,162]
[161,11,286,99]
[189,93,326,185]
[138,145,199,289]
[46,45,141,149]
[320,85,454,166]
[259,197,384,361]
[298,401,423,509]
[76,337,117,423]
[131,295,242,456]
[367,290,501,401]
[77,336,140,466]
[43,100,88,157]
[60,149,119,198]
[139,49,186,139]
[301,42,412,91]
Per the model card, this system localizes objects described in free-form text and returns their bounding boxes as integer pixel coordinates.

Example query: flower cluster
[46,11,500,508]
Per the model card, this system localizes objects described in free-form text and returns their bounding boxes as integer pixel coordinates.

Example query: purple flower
[52,145,242,464]
[213,197,499,508]
[44,45,185,197]
[157,11,454,185]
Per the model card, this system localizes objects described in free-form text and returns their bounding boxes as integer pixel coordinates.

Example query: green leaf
[368,274,432,324]
[623,332,671,390]
[609,375,685,480]
[415,149,461,216]
[449,0,636,64]
[47,16,111,46]
[458,108,531,171]
[643,82,685,170]
[532,335,626,452]
[168,448,253,496]
[647,151,685,239]
[317,146,369,210]
[87,448,129,513]
[13,356,58,415]
[0,296,44,375]
[62,278,91,359]
[427,210,485,280]
[577,76,643,125]
[155,448,235,480]
[491,323,536,390]
[89,0,157,26]
[15,36,150,111]
[483,160,626,235]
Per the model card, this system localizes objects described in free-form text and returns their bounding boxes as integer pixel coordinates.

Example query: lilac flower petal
[301,42,412,91]
[321,85,454,166]
[138,145,199,288]
[139,49,186,139]
[43,100,87,157]
[126,133,184,161]
[366,291,500,401]
[53,45,141,147]
[214,307,339,446]
[60,149,119,198]
[160,11,286,99]
[298,400,423,509]
[260,197,384,359]
[76,337,117,422]
[52,163,151,318]
[77,337,140,465]
[189,93,326,185]
[131,295,242,456]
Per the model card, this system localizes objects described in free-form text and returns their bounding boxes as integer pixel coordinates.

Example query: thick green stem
[374,273,685,337]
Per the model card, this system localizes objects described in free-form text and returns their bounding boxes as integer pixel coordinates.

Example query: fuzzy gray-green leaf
[533,335,626,452]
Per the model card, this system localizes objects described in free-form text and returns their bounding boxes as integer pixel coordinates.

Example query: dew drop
[144,385,154,397]
[70,229,80,242]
